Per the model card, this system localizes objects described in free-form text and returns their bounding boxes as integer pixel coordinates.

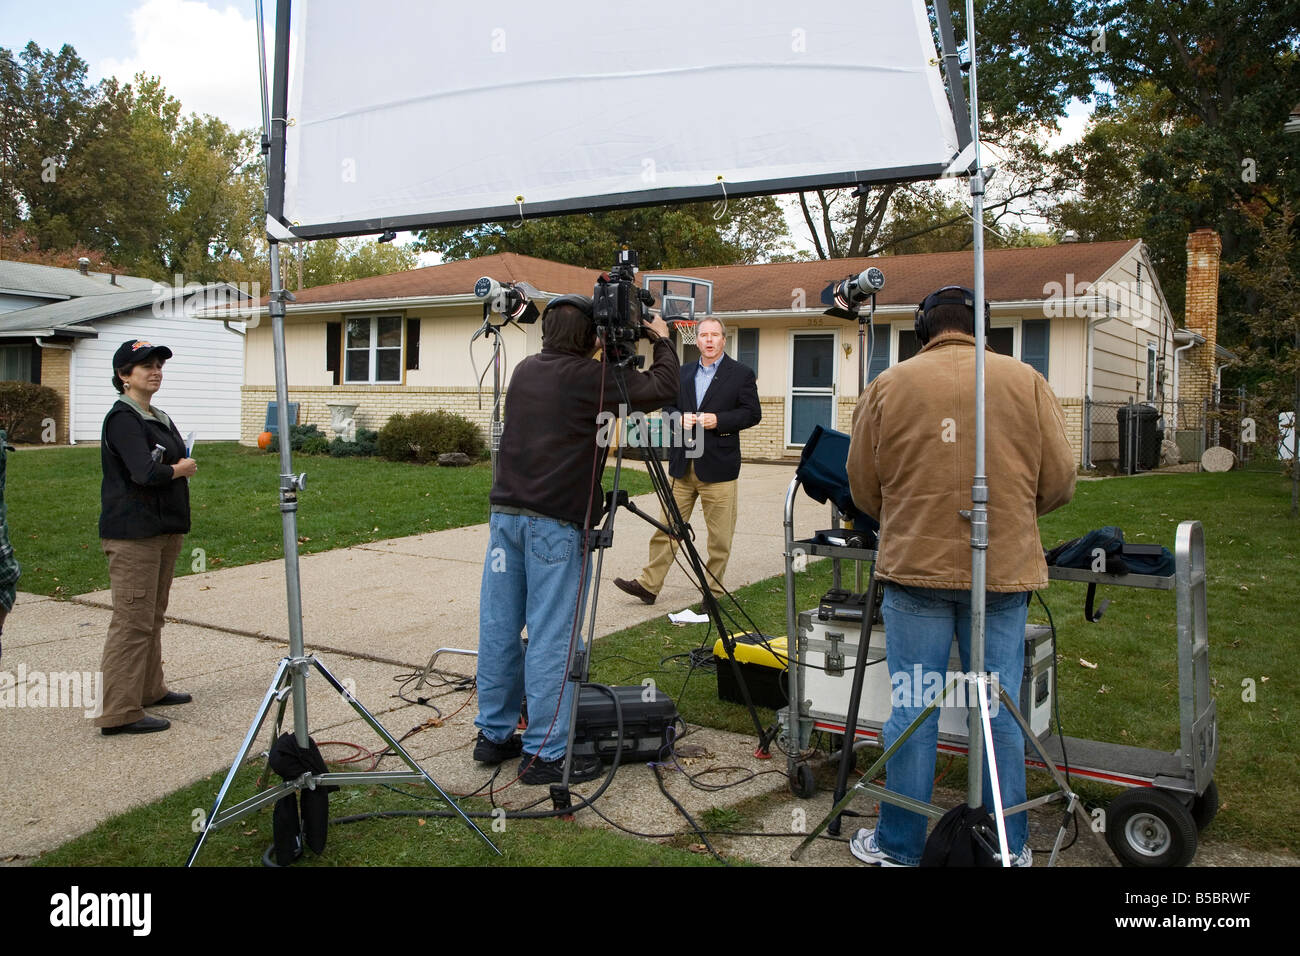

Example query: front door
[788,331,837,446]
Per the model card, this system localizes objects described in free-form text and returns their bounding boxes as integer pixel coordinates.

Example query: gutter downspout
[1084,315,1111,469]
[1172,339,1196,429]
[34,337,75,445]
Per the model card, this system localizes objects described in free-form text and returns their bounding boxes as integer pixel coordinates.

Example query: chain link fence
[1085,391,1288,473]
[1084,399,1204,473]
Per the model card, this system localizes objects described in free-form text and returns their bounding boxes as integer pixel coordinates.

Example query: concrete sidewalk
[1,462,847,864]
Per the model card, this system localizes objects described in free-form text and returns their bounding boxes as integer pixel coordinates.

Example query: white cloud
[98,0,263,132]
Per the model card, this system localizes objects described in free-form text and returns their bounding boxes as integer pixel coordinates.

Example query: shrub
[328,428,379,458]
[0,382,60,443]
[378,411,484,463]
[265,423,325,454]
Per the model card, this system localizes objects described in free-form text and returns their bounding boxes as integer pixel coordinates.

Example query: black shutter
[1022,319,1049,379]
[867,324,890,382]
[406,318,420,370]
[32,342,42,384]
[737,328,758,375]
[326,321,341,385]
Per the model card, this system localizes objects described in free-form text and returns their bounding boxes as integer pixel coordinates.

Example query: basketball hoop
[676,320,698,345]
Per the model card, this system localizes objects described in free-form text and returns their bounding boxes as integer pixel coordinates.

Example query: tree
[1222,201,1300,515]
[414,196,794,269]
[1,43,269,283]
[974,1,1300,329]
[277,237,420,290]
[0,43,101,252]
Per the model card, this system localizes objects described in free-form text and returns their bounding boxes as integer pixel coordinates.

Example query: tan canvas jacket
[847,330,1076,591]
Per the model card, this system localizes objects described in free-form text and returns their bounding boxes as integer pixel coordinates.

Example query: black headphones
[914,285,992,345]
[541,294,594,320]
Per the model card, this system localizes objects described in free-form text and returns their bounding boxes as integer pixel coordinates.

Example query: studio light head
[474,277,540,325]
[822,267,885,319]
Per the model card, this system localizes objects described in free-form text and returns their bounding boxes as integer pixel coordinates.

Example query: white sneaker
[1009,844,1033,867]
[849,828,913,867]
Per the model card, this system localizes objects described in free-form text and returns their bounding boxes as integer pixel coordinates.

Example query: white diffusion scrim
[280,0,960,233]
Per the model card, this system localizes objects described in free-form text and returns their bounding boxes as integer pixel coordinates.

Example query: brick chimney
[1182,228,1221,418]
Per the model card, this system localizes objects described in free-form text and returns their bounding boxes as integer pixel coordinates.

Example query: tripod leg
[187,658,292,867]
[311,658,501,855]
[996,685,1109,865]
[829,569,879,836]
[257,677,293,788]
[792,676,961,861]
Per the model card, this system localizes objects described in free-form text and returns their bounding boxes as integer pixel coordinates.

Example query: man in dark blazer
[615,317,761,603]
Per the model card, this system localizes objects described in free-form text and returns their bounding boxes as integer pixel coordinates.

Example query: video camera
[592,248,656,364]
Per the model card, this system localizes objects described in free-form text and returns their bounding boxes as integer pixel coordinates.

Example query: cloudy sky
[2,0,269,132]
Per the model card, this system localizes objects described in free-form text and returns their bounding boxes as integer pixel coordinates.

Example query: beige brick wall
[1060,397,1084,467]
[739,396,793,459]
[40,347,71,444]
[241,385,500,445]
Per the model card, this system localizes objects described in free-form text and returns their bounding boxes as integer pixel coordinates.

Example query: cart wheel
[1105,788,1197,868]
[1191,780,1219,831]
[789,763,816,799]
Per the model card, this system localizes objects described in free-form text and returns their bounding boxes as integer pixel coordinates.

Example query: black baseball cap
[112,339,173,369]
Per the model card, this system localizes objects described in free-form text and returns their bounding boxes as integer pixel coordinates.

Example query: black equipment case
[571,683,680,764]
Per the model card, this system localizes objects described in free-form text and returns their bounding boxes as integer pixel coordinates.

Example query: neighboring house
[0,259,248,443]
[236,242,1188,468]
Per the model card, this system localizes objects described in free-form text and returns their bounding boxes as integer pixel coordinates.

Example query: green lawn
[8,442,652,597]
[591,470,1300,854]
[28,467,1299,863]
[32,765,721,868]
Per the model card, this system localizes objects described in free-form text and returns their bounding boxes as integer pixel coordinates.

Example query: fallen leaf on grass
[417,818,426,826]
[1079,658,1098,669]
[1098,685,1109,694]
[688,844,709,854]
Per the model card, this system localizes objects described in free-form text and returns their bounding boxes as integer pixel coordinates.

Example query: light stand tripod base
[186,655,500,865]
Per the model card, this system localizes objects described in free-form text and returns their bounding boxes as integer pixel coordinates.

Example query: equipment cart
[779,473,1219,867]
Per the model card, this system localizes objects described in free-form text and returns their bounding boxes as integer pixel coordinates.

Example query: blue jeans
[876,584,1030,865]
[474,512,590,762]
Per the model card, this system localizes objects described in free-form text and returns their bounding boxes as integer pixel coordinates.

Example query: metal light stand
[187,2,498,865]
[476,305,508,483]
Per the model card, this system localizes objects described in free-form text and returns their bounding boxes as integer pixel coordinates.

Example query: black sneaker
[518,752,602,785]
[473,731,523,764]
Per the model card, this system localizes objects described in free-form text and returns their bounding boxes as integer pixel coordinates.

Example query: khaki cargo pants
[637,465,738,598]
[93,534,184,728]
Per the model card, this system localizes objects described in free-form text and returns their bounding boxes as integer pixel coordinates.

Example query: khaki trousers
[94,534,184,727]
[637,465,738,598]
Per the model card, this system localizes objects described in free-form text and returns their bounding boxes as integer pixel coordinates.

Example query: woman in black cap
[94,339,198,735]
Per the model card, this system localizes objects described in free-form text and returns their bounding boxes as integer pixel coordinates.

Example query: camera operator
[472,295,678,784]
